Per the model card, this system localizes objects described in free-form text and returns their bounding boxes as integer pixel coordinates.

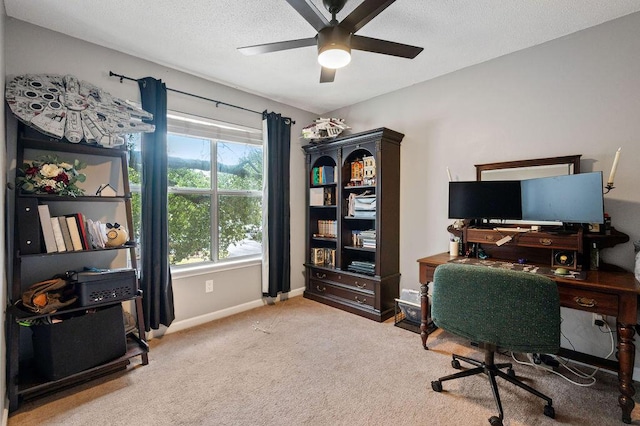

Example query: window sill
[171,256,262,280]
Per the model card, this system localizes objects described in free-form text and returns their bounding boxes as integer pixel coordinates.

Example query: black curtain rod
[108,71,295,124]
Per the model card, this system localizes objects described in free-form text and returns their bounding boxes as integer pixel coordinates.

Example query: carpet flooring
[8,296,640,425]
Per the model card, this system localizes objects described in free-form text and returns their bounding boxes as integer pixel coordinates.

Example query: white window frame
[130,111,264,271]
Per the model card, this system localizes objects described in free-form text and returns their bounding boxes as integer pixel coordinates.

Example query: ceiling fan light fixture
[318,46,351,69]
[317,25,352,69]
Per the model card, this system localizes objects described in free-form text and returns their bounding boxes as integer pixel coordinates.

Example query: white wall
[329,13,640,375]
[3,18,317,335]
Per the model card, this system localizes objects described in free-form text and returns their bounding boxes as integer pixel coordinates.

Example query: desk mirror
[476,155,581,181]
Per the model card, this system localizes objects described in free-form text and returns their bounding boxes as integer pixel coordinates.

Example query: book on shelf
[321,166,334,184]
[50,217,67,252]
[309,187,324,206]
[323,187,334,205]
[75,212,90,250]
[347,260,375,275]
[311,247,325,265]
[65,215,84,251]
[315,220,337,238]
[311,247,335,267]
[37,204,57,253]
[58,216,74,252]
[311,166,335,185]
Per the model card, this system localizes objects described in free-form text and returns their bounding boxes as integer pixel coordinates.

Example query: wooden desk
[418,252,640,424]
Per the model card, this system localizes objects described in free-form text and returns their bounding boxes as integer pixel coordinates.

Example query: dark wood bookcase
[6,124,148,412]
[302,128,402,321]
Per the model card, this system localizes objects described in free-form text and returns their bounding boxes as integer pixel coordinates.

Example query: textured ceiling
[4,1,640,114]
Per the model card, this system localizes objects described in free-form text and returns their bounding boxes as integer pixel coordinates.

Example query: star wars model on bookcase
[302,128,403,322]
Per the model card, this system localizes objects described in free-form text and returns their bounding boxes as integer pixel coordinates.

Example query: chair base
[431,351,555,426]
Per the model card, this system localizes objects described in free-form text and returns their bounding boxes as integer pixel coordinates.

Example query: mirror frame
[475,155,581,181]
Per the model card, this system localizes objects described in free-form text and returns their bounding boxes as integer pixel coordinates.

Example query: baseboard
[148,287,304,339]
[2,399,8,426]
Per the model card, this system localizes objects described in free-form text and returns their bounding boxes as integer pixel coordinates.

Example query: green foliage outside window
[128,139,263,265]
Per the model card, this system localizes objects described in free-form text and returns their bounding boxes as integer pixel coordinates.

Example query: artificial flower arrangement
[17,155,87,197]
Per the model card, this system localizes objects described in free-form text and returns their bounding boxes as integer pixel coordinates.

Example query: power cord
[511,319,615,387]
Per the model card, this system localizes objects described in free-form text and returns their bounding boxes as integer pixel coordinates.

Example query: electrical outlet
[592,313,605,327]
[205,280,214,293]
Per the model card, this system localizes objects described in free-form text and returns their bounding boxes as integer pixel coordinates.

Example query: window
[128,112,263,266]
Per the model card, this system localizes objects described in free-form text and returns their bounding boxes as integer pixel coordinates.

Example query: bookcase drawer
[308,267,376,291]
[309,279,374,308]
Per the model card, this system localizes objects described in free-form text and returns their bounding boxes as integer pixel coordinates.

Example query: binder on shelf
[17,198,42,254]
[50,217,67,252]
[37,204,57,253]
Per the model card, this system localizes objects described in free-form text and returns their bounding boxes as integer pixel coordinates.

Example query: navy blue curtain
[137,77,175,330]
[263,112,291,297]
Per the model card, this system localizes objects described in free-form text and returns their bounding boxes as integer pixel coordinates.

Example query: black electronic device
[521,172,605,224]
[448,180,522,221]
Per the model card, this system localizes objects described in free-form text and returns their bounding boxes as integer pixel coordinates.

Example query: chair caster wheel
[489,416,503,426]
[431,381,443,392]
[451,359,461,369]
[544,404,555,419]
[507,368,515,378]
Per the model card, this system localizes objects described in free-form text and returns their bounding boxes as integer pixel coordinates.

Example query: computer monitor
[448,181,522,220]
[521,172,604,224]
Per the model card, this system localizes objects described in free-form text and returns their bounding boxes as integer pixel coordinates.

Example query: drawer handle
[539,238,553,246]
[574,296,596,308]
[315,272,326,279]
[355,296,366,304]
[485,235,495,241]
[316,285,326,292]
[355,282,366,289]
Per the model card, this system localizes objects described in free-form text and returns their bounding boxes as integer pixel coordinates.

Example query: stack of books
[314,220,337,238]
[359,230,376,249]
[347,260,375,276]
[37,204,110,253]
[311,166,335,185]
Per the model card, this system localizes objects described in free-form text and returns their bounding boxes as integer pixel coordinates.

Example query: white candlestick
[446,167,452,182]
[607,147,621,185]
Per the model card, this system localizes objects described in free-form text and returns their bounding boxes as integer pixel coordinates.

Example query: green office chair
[430,263,560,426]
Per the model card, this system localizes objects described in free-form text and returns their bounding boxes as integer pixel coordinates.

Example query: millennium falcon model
[302,118,350,141]
[5,74,155,147]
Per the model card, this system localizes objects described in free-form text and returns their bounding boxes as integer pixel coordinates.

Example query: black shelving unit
[7,124,149,412]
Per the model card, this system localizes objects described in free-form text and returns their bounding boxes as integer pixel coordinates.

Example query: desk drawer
[559,287,618,316]
[465,229,581,251]
[308,267,376,291]
[517,233,581,251]
[309,279,374,308]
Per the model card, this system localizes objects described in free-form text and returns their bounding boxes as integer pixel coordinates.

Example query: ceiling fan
[238,0,424,83]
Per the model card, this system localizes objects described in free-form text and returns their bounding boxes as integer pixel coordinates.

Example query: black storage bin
[76,269,137,307]
[31,305,127,381]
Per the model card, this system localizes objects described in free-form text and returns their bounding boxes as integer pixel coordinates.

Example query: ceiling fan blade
[286,0,331,32]
[238,37,317,55]
[320,67,336,83]
[351,35,423,59]
[340,0,397,33]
